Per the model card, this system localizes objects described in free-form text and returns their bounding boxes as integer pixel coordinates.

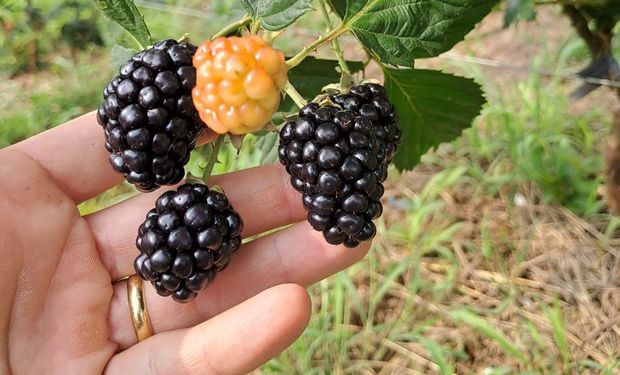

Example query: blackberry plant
[504,0,620,214]
[95,0,496,302]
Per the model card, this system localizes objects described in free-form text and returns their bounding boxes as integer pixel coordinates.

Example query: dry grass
[379,163,620,373]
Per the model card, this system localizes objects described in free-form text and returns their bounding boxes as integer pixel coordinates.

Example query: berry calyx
[134,183,244,303]
[192,36,287,135]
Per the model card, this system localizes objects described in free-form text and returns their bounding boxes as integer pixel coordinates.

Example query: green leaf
[581,1,620,28]
[110,44,137,67]
[383,68,485,171]
[329,0,498,66]
[279,57,364,114]
[240,0,313,31]
[328,0,367,20]
[504,0,536,28]
[94,0,151,48]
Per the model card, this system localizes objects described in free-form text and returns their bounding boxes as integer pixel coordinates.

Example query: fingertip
[271,283,312,336]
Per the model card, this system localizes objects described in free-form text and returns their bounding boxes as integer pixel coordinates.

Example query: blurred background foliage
[2,0,620,373]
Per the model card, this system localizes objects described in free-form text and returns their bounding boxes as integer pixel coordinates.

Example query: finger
[108,221,370,348]
[9,111,215,204]
[86,163,304,279]
[105,283,310,375]
[9,112,115,203]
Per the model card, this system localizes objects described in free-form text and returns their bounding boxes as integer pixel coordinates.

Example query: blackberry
[332,83,402,165]
[278,83,401,247]
[97,39,204,192]
[134,183,244,303]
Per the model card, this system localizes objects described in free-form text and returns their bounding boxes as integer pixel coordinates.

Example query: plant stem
[318,0,350,76]
[251,20,261,35]
[201,136,225,182]
[264,30,284,44]
[286,0,381,70]
[285,26,347,69]
[178,33,190,43]
[211,15,252,40]
[284,81,308,108]
[562,5,606,56]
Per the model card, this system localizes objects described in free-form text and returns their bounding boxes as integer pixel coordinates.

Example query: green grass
[261,45,613,374]
[0,0,249,147]
[0,53,110,147]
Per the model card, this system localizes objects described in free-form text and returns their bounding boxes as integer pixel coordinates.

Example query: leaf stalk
[201,136,225,182]
[284,81,308,108]
[211,15,252,40]
[318,0,351,77]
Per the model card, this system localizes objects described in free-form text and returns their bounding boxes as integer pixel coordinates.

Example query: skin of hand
[0,112,370,374]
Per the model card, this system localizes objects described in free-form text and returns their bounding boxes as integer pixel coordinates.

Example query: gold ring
[127,274,154,342]
[114,275,130,283]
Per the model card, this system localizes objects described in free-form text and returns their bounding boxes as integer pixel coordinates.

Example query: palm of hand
[0,151,113,374]
[1,113,370,374]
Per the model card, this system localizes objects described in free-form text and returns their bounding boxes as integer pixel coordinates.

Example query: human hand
[0,111,370,374]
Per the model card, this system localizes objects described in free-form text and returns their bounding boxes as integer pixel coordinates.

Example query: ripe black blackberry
[331,83,402,169]
[97,39,204,192]
[278,83,400,247]
[134,183,244,303]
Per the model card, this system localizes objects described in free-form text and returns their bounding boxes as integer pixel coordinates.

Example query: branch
[285,26,347,69]
[319,0,350,76]
[562,5,604,56]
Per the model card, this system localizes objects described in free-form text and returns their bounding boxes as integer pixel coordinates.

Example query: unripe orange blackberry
[192,36,287,135]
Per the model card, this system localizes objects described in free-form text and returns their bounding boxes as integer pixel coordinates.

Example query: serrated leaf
[328,0,367,20]
[383,68,485,171]
[94,0,151,48]
[258,131,279,164]
[240,0,313,31]
[329,0,498,66]
[279,57,364,114]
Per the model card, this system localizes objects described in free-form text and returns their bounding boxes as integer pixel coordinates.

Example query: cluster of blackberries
[279,83,401,247]
[98,38,401,303]
[97,39,204,192]
[134,183,244,303]
[97,40,247,303]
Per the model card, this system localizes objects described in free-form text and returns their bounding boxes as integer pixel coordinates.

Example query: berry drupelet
[278,83,401,248]
[134,183,244,303]
[331,83,402,167]
[97,39,204,192]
